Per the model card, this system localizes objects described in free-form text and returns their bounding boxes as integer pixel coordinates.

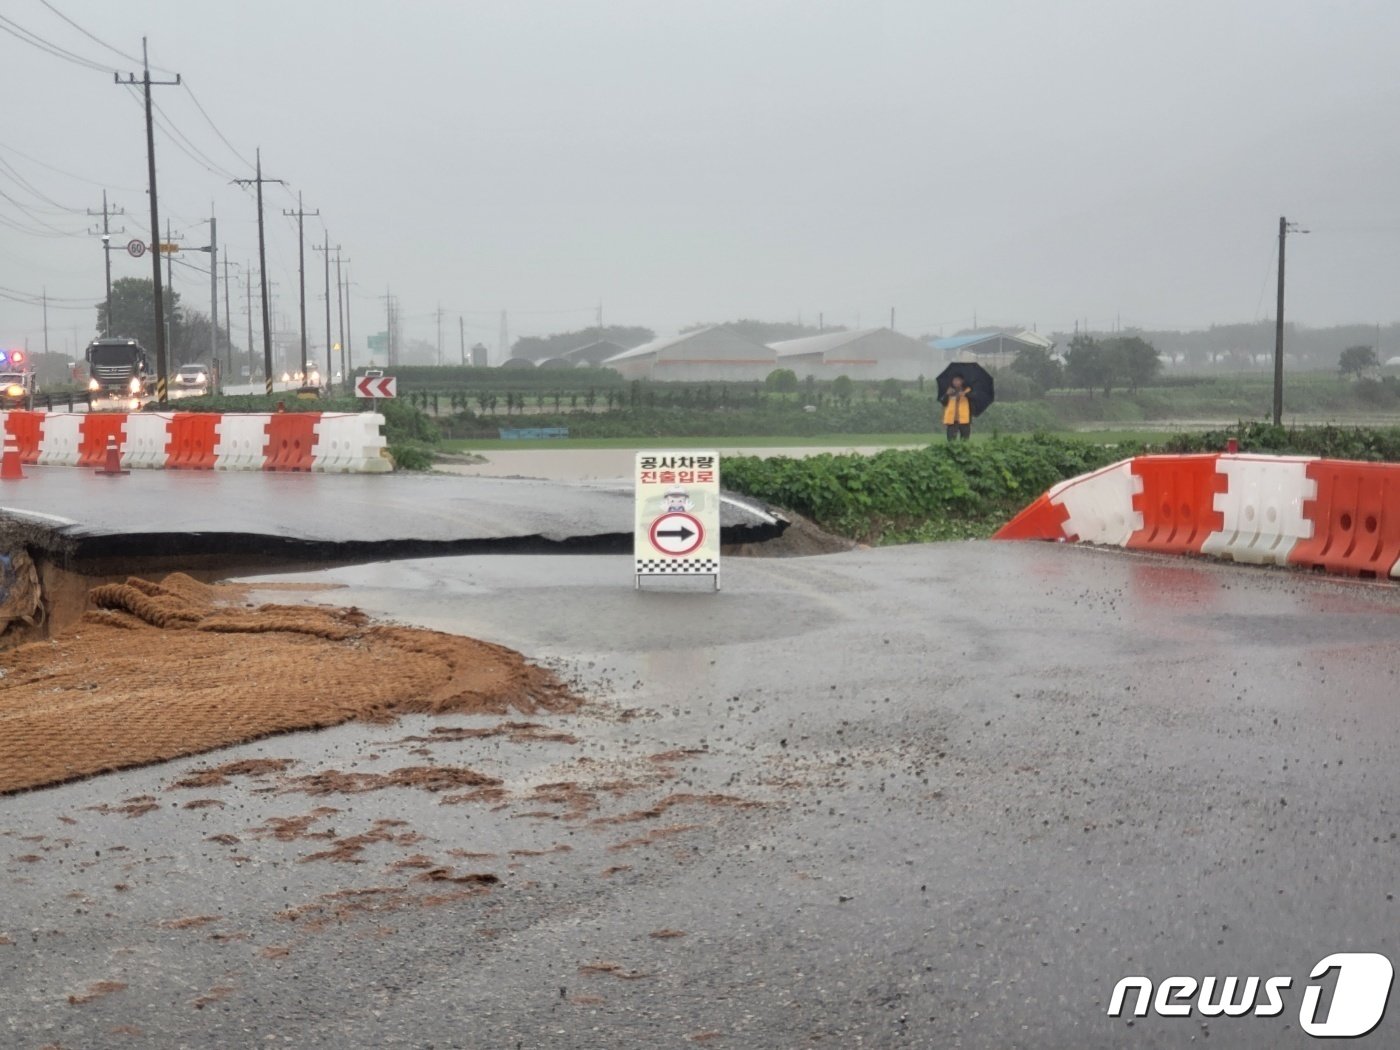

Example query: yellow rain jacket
[942,390,971,426]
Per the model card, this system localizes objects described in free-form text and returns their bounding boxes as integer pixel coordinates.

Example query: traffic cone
[95,435,129,476]
[0,434,23,481]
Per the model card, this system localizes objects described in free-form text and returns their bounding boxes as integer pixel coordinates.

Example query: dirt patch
[298,819,424,864]
[85,796,160,818]
[168,759,296,789]
[192,985,235,1009]
[578,961,650,980]
[245,808,342,843]
[395,722,580,747]
[276,880,490,932]
[0,573,581,794]
[67,980,127,1005]
[278,766,502,797]
[591,793,760,825]
[723,508,854,558]
[607,824,702,851]
[411,868,499,886]
[157,915,221,930]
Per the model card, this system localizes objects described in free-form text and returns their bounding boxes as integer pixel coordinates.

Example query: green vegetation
[723,436,1139,543]
[1164,421,1400,461]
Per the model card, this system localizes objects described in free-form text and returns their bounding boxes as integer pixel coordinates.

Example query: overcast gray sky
[4,0,1399,361]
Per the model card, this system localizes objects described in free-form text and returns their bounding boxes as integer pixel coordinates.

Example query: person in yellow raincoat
[941,375,972,441]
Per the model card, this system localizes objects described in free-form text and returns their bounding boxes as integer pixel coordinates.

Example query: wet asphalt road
[4,542,1400,1048]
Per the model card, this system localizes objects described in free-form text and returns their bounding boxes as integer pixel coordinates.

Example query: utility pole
[88,190,125,336]
[381,288,402,366]
[245,260,254,380]
[1273,216,1308,426]
[382,289,392,366]
[283,193,319,375]
[313,235,339,383]
[890,307,895,331]
[115,39,180,402]
[437,304,444,366]
[222,258,236,380]
[498,310,509,367]
[206,213,218,371]
[344,265,354,379]
[165,218,175,353]
[42,288,49,356]
[233,149,284,395]
[335,253,348,390]
[459,315,466,365]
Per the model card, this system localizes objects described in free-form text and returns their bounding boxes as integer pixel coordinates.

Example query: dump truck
[85,337,154,407]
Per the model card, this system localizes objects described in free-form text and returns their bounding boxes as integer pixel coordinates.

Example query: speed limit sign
[126,239,147,258]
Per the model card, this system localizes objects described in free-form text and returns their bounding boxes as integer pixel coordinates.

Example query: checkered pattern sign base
[635,558,720,575]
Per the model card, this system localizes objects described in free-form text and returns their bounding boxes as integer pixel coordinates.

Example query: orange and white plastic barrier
[213,414,271,471]
[34,414,82,466]
[0,411,391,474]
[997,453,1400,580]
[124,413,174,469]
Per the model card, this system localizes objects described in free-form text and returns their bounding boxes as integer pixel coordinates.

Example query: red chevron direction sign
[648,511,704,555]
[355,375,397,398]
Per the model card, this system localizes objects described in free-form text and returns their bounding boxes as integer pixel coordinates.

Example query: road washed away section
[0,467,786,579]
[996,451,1400,579]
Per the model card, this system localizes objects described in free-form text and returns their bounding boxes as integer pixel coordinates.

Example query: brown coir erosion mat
[0,573,580,794]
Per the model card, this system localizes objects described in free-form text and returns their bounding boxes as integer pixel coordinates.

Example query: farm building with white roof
[601,326,776,381]
[929,330,1054,368]
[770,327,940,381]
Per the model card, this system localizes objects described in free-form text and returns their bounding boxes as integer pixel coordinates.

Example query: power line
[0,138,143,193]
[150,95,242,180]
[0,12,112,73]
[180,81,252,170]
[0,156,84,213]
[0,195,84,237]
[0,281,91,302]
[117,85,241,183]
[36,0,154,69]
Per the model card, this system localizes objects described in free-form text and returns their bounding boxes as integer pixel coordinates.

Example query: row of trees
[1012,334,1162,398]
[96,277,232,368]
[510,325,654,361]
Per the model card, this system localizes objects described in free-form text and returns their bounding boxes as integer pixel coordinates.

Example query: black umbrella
[935,361,995,417]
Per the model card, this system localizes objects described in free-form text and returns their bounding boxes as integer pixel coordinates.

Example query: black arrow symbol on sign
[657,525,695,541]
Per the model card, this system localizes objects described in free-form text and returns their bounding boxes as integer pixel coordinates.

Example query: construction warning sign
[635,450,720,589]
